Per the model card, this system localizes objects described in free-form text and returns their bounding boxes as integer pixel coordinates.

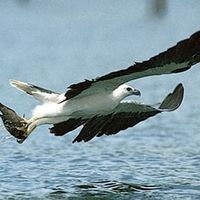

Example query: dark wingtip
[72,138,78,143]
[158,83,184,112]
[72,137,82,143]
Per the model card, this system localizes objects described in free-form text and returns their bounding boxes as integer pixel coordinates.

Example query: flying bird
[4,31,200,143]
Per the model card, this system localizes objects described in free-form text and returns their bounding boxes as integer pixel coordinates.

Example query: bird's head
[113,84,141,100]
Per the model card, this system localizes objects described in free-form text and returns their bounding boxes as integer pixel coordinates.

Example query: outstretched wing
[50,83,184,143]
[64,31,200,100]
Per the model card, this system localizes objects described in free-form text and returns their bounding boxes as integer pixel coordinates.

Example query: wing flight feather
[64,31,200,100]
[50,84,183,143]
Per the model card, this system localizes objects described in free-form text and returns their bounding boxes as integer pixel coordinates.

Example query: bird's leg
[17,119,37,144]
[15,117,30,132]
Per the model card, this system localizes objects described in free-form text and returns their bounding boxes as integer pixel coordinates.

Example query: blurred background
[0,0,200,199]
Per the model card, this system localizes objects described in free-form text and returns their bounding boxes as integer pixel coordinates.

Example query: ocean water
[0,0,200,199]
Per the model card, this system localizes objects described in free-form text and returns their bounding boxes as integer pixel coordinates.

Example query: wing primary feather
[158,83,184,111]
[63,31,199,101]
[50,118,86,136]
[72,117,97,143]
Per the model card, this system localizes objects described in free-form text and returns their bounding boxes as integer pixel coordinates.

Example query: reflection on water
[77,180,159,193]
[46,180,159,200]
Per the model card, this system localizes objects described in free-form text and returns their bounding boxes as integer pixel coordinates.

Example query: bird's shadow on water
[46,180,161,200]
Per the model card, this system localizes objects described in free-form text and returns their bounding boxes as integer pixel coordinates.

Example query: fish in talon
[0,102,28,140]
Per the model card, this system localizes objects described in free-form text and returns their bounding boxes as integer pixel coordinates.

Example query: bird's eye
[127,87,132,92]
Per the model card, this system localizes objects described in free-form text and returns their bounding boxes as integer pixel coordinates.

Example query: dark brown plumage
[0,103,27,139]
[64,31,200,101]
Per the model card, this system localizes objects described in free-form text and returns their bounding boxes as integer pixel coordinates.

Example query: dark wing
[50,83,184,143]
[49,118,87,136]
[64,31,200,100]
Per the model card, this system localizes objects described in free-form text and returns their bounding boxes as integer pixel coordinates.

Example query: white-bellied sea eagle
[2,31,200,143]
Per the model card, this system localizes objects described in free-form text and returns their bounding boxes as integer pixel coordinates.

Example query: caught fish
[0,102,28,140]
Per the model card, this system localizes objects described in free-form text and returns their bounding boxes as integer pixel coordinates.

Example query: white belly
[31,93,119,125]
[63,93,119,117]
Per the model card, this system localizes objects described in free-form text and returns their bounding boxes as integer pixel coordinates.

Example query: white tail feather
[10,80,32,94]
[9,79,64,103]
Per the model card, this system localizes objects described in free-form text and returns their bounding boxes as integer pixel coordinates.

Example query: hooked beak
[132,88,141,96]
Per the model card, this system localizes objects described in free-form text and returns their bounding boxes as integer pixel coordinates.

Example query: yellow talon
[16,126,27,132]
[16,121,37,144]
